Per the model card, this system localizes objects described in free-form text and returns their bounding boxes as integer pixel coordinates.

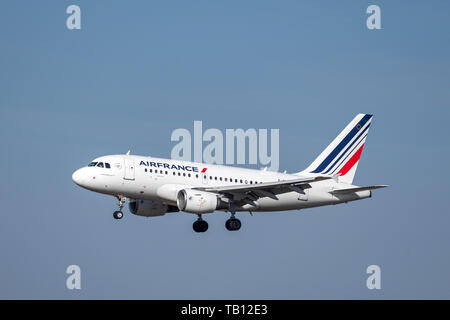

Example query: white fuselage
[72,154,370,214]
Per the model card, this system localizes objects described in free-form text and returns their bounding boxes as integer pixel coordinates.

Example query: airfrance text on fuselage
[139,161,199,172]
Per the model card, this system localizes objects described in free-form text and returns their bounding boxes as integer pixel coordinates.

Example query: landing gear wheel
[193,220,208,233]
[113,211,123,220]
[113,195,126,220]
[225,218,241,231]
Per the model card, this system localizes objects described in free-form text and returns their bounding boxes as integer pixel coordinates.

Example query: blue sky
[0,1,449,298]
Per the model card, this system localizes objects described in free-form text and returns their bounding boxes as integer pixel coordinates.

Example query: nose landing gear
[113,195,126,220]
[193,215,208,233]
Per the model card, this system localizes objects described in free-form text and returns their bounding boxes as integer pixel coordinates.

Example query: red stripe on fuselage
[337,144,364,176]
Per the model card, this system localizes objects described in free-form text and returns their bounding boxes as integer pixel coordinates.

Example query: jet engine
[129,199,178,217]
[177,189,227,214]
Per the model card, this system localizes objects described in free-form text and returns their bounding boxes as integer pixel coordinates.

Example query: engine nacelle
[177,189,222,214]
[129,199,177,217]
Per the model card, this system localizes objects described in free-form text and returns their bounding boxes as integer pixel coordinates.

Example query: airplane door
[124,158,135,180]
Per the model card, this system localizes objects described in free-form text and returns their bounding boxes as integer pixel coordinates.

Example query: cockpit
[88,162,111,169]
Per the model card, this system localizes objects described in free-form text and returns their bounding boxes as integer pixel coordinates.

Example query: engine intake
[177,189,226,214]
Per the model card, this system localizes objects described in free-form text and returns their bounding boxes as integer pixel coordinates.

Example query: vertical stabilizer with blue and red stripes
[300,114,373,184]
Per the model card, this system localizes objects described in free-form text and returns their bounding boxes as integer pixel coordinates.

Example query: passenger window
[165,171,168,175]
[173,172,176,176]
[97,162,104,168]
[220,177,222,181]
[145,168,147,172]
[225,178,227,182]
[196,174,199,178]
[240,179,243,183]
[235,179,238,183]
[250,181,253,184]
[178,172,181,176]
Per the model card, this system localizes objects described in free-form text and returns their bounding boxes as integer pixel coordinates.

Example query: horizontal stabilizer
[330,185,389,195]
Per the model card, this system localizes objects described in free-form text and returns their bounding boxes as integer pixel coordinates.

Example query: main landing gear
[113,195,126,220]
[225,207,241,231]
[225,215,241,231]
[193,215,208,233]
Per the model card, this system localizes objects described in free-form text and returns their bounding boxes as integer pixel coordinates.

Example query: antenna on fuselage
[126,150,131,155]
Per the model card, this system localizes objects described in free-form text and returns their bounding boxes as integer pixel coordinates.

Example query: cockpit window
[88,161,111,168]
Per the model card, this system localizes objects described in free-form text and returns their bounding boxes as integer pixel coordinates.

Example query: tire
[113,211,123,219]
[231,218,241,230]
[225,218,241,231]
[193,220,208,233]
[200,220,208,232]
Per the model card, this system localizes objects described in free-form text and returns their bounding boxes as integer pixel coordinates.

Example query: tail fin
[300,113,373,184]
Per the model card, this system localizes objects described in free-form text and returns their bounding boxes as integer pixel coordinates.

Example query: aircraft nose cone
[72,168,86,186]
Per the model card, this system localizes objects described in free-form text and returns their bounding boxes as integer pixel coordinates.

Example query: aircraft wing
[329,185,389,194]
[194,176,331,202]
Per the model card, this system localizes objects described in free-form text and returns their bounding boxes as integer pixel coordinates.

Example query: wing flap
[195,176,331,194]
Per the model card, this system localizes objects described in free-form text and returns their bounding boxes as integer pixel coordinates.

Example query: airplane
[72,114,387,233]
